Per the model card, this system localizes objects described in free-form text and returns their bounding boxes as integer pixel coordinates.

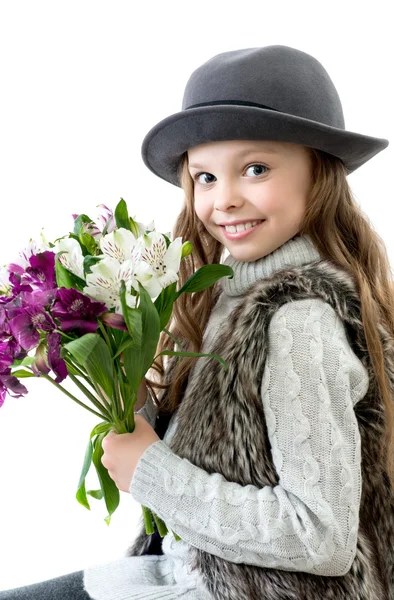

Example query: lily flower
[53,237,85,280]
[51,287,107,335]
[132,231,183,298]
[99,311,128,332]
[8,238,50,272]
[0,353,28,407]
[9,305,57,352]
[30,333,68,383]
[95,204,117,236]
[83,257,137,314]
[99,227,140,263]
[0,267,13,299]
[23,251,57,291]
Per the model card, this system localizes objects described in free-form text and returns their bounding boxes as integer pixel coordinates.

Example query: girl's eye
[194,163,268,185]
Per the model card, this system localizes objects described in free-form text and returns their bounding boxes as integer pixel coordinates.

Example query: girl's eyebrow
[188,148,279,170]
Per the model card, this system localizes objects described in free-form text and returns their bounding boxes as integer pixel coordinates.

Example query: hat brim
[141,105,389,187]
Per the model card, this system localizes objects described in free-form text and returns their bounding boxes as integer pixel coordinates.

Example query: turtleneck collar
[220,234,323,297]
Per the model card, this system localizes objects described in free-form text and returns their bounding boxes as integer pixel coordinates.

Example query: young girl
[1,44,393,600]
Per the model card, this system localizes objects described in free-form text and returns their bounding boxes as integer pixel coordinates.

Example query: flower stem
[90,381,114,418]
[41,374,109,420]
[98,322,115,354]
[111,366,122,421]
[151,512,169,537]
[53,329,77,342]
[67,372,112,422]
[142,505,155,534]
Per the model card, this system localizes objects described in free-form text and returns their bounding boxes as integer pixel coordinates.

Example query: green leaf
[156,349,228,370]
[87,489,103,500]
[63,361,81,376]
[91,432,120,524]
[68,233,90,257]
[76,435,94,510]
[154,281,177,331]
[73,214,93,236]
[9,369,35,378]
[64,333,115,399]
[112,336,134,360]
[175,264,234,298]
[162,234,171,249]
[114,198,131,232]
[9,356,35,368]
[120,280,160,397]
[79,232,97,256]
[83,255,102,276]
[55,254,86,291]
[90,421,113,437]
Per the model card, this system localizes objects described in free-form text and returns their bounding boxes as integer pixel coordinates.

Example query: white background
[0,0,392,591]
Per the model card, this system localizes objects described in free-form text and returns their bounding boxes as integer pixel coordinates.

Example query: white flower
[0,267,12,297]
[11,238,50,270]
[53,237,85,280]
[132,230,183,298]
[95,204,117,236]
[99,228,140,263]
[83,257,138,314]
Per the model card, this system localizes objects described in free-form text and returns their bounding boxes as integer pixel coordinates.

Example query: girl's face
[187,139,313,262]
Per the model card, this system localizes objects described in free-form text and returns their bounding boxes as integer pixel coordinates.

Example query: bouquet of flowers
[0,198,233,539]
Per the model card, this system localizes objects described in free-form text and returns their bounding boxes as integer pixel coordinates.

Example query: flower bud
[181,241,193,259]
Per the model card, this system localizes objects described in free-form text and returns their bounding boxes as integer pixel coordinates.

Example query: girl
[1,44,393,600]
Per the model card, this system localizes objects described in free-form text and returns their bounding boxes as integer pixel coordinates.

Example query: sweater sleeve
[130,298,370,576]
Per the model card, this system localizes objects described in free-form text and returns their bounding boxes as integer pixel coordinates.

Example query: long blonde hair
[145,147,394,491]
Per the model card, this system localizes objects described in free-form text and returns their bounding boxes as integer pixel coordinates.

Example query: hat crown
[182,45,345,129]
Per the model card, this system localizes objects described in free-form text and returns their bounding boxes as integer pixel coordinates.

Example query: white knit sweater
[83,234,370,599]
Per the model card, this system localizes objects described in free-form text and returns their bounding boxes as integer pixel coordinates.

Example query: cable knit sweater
[83,234,369,600]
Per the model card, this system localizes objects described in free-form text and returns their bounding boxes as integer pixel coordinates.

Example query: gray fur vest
[126,257,394,600]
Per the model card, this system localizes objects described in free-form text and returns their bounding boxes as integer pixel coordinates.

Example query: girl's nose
[213,181,244,211]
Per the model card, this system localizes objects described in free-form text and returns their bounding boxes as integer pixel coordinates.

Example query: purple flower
[9,305,57,352]
[1,270,33,304]
[23,251,57,290]
[99,311,128,332]
[0,368,28,408]
[47,332,68,383]
[29,333,67,384]
[51,287,107,335]
[96,204,116,235]
[0,301,26,359]
[0,352,28,407]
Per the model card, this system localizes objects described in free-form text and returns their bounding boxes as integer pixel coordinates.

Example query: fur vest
[127,257,394,600]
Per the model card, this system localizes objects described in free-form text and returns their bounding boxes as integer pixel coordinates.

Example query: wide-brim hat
[141,45,389,188]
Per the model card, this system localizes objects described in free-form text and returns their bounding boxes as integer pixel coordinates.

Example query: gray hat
[141,44,389,187]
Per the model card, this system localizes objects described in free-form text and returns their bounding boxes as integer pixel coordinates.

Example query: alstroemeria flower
[82,220,101,240]
[0,267,11,293]
[83,257,137,314]
[51,287,107,335]
[8,239,50,272]
[47,332,68,383]
[31,332,67,383]
[9,305,57,352]
[132,231,183,298]
[0,362,28,407]
[21,251,57,291]
[99,228,140,263]
[95,204,117,236]
[99,311,128,332]
[53,237,85,280]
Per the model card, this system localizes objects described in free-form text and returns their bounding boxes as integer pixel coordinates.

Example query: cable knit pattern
[130,297,369,576]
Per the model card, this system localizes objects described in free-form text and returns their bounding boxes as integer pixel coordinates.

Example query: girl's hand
[101,414,160,493]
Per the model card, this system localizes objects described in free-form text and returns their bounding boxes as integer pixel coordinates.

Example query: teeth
[224,220,262,233]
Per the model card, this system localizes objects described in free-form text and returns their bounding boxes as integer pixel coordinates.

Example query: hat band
[185,99,280,111]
